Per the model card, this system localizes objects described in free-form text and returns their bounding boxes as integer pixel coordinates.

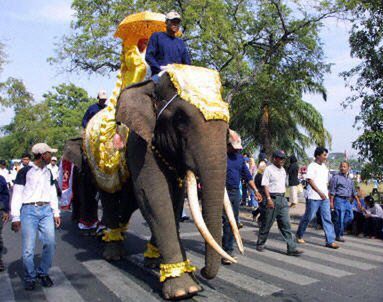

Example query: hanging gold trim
[102,228,124,242]
[159,259,197,282]
[143,242,161,259]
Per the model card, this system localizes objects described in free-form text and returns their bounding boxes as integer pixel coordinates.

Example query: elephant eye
[173,110,189,129]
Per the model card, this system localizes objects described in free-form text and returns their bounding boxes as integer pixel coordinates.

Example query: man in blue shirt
[329,161,361,242]
[81,90,107,129]
[222,130,261,264]
[0,175,10,272]
[145,11,191,77]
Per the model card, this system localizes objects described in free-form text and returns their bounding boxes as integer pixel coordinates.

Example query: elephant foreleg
[128,139,201,299]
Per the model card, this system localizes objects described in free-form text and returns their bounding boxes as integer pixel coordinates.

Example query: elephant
[63,70,243,300]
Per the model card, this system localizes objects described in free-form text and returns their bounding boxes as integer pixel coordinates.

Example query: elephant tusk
[224,188,244,254]
[186,170,237,264]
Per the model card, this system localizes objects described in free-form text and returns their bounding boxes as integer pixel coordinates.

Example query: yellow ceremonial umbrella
[114,11,166,45]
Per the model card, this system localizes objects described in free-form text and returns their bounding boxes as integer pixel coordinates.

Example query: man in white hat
[11,143,61,290]
[81,89,107,128]
[146,11,191,79]
[222,130,262,264]
[47,156,59,181]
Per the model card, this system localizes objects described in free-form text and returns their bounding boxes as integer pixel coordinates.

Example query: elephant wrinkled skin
[65,74,229,300]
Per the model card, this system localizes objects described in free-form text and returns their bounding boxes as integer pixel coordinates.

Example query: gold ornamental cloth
[114,11,166,45]
[84,104,130,193]
[165,64,230,122]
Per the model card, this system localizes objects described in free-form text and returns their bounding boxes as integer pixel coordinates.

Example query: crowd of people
[222,132,383,265]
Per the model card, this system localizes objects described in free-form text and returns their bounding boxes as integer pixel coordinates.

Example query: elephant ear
[116,81,156,143]
[62,137,83,170]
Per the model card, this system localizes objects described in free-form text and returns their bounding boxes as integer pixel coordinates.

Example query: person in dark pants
[0,175,10,272]
[222,130,261,264]
[287,155,299,208]
[362,195,383,238]
[329,161,361,242]
[256,150,303,256]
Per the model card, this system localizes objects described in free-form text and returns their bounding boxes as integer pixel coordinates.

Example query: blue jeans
[296,199,336,244]
[222,188,240,253]
[21,205,56,282]
[248,189,259,208]
[334,197,354,238]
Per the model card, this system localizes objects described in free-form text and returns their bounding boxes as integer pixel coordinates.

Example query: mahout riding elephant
[64,67,242,300]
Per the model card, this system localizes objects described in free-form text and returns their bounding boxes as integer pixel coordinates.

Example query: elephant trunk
[188,134,227,279]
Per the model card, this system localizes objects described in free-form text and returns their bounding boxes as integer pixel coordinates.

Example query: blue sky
[0,0,361,156]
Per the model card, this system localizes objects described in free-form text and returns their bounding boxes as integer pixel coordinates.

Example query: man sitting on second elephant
[145,11,191,82]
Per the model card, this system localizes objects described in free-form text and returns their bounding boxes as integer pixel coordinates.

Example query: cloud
[6,1,73,24]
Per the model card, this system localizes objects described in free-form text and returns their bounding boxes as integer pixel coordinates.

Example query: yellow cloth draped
[165,64,230,122]
[84,45,148,193]
[121,44,148,88]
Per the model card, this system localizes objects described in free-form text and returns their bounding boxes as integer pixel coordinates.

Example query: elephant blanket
[84,64,229,193]
[84,103,130,193]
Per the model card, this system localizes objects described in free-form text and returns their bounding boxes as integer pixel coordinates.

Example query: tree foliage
[50,0,345,157]
[341,0,383,167]
[0,83,95,158]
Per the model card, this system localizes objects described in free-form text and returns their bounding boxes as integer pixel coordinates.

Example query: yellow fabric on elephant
[84,102,130,193]
[165,64,230,122]
[121,44,148,89]
[84,44,149,193]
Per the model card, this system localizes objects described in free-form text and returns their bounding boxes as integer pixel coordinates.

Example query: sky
[0,0,361,156]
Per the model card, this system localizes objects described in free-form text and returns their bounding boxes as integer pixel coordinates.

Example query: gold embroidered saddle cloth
[84,64,229,193]
[84,104,129,193]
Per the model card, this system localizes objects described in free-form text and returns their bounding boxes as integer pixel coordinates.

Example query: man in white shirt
[11,143,61,291]
[296,147,339,248]
[47,156,59,181]
[256,150,303,256]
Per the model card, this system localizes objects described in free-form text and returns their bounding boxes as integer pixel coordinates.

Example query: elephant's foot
[162,273,202,300]
[144,257,161,269]
[102,241,126,261]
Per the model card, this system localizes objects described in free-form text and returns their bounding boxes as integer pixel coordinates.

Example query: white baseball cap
[97,90,108,100]
[52,156,58,161]
[166,11,181,21]
[31,143,58,155]
[228,129,243,150]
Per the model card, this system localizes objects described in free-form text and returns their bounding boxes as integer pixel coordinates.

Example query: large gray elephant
[65,71,242,300]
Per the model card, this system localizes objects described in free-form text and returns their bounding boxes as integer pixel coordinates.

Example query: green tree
[50,0,344,157]
[0,83,95,158]
[341,0,383,167]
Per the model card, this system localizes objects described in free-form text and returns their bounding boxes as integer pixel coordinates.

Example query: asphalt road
[1,206,383,302]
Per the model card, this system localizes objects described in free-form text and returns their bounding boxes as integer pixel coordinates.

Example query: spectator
[47,156,59,181]
[0,160,11,188]
[11,143,61,290]
[222,130,261,264]
[296,147,339,249]
[362,195,383,239]
[329,161,361,242]
[287,155,300,208]
[82,90,108,129]
[255,150,303,256]
[21,153,31,167]
[0,175,10,272]
[252,161,267,222]
[350,187,366,237]
[248,158,258,208]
